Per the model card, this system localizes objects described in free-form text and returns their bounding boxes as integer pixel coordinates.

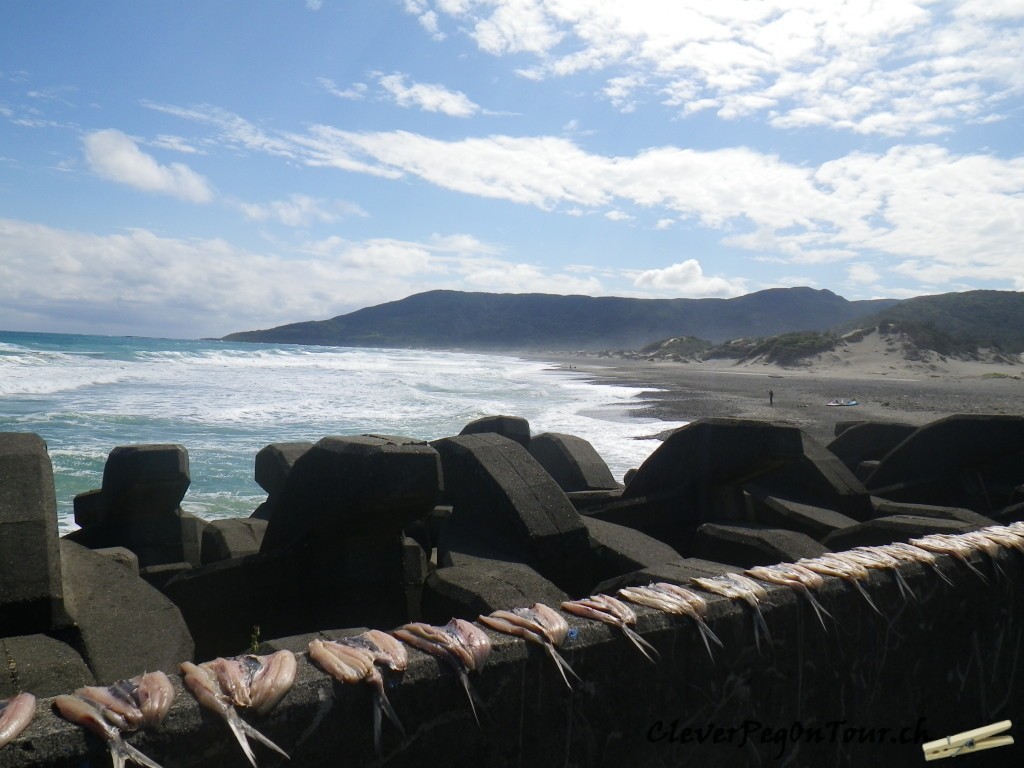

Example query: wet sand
[533,354,1023,446]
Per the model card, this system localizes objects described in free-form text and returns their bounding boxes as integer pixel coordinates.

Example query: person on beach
[769,389,774,406]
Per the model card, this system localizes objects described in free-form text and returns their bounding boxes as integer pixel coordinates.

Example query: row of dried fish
[3,522,1022,766]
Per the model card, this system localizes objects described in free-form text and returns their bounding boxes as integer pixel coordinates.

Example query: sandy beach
[536,346,1023,447]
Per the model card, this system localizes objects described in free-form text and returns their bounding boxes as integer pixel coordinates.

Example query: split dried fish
[746,563,833,631]
[844,547,916,602]
[617,582,722,660]
[393,619,491,725]
[309,630,408,755]
[910,534,990,584]
[561,593,659,662]
[0,693,35,749]
[54,694,164,768]
[874,542,955,587]
[181,650,296,767]
[692,573,772,653]
[478,603,580,690]
[797,555,882,616]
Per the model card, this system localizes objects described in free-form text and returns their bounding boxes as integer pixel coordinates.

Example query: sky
[1,0,1022,339]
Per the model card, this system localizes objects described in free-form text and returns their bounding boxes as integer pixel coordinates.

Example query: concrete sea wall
[2,413,1023,766]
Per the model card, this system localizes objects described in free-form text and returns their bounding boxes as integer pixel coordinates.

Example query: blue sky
[1,0,1022,339]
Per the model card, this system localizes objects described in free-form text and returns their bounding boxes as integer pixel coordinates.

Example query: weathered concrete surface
[748,493,860,541]
[0,634,93,699]
[200,518,267,564]
[459,414,531,447]
[866,415,1024,513]
[432,433,594,595]
[59,540,194,683]
[4,544,1022,768]
[528,431,620,491]
[826,420,917,470]
[0,433,67,635]
[693,522,830,567]
[261,435,442,551]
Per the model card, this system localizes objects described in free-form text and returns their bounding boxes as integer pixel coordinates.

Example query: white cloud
[150,134,204,154]
[83,129,214,202]
[151,104,1024,293]
[377,73,481,117]
[604,210,632,221]
[633,259,748,297]
[306,0,323,10]
[234,194,368,227]
[318,77,367,100]
[0,218,604,338]
[407,1,1024,136]
[848,263,882,284]
[655,218,674,230]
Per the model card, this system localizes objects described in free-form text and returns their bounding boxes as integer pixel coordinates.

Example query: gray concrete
[4,543,1021,768]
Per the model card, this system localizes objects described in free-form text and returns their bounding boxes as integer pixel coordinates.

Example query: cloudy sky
[2,1,1022,338]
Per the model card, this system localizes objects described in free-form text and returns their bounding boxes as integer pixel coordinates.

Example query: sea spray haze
[0,331,683,532]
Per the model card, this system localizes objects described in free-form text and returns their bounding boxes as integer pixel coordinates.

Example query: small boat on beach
[826,398,859,406]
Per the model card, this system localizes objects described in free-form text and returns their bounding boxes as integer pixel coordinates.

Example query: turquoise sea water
[0,331,682,532]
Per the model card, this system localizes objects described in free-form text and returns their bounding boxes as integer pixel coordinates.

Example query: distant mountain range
[222,287,1024,354]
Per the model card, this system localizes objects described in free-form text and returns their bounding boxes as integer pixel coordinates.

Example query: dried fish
[181,650,296,767]
[797,555,882,615]
[0,693,35,749]
[692,573,772,653]
[478,603,580,689]
[309,630,408,755]
[393,619,491,725]
[746,563,833,631]
[561,593,659,662]
[618,583,722,660]
[54,694,164,768]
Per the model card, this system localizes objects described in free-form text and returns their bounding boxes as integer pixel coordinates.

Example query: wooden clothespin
[922,720,1013,761]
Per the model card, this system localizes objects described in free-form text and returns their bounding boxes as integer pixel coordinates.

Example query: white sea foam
[0,333,685,532]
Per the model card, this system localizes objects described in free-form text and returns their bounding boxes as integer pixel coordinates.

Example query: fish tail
[544,644,582,690]
[801,588,833,632]
[621,626,660,663]
[111,735,167,768]
[374,685,407,743]
[752,605,772,654]
[892,569,917,602]
[930,563,956,587]
[239,717,290,761]
[372,694,382,758]
[695,617,723,661]
[457,670,486,728]
[962,557,990,586]
[224,708,260,768]
[851,579,883,616]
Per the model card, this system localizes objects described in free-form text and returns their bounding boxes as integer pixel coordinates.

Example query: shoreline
[530,353,1023,447]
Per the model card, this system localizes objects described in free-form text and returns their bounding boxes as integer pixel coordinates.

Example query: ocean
[0,331,684,533]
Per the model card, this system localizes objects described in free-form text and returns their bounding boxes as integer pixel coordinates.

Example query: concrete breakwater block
[59,539,194,684]
[250,441,312,521]
[693,523,831,568]
[528,431,620,492]
[821,515,978,550]
[65,444,206,568]
[422,559,569,623]
[826,420,917,471]
[101,444,191,519]
[0,634,93,699]
[865,414,1024,513]
[432,433,594,595]
[200,517,267,564]
[261,435,442,551]
[0,433,68,636]
[747,494,860,541]
[747,433,874,521]
[585,419,806,553]
[459,414,531,447]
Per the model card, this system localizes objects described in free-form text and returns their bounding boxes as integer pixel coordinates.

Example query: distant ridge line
[222,288,1023,353]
